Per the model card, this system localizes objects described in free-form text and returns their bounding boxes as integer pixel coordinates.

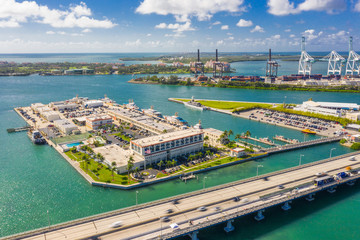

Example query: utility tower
[213,49,224,78]
[265,49,279,77]
[298,37,314,75]
[194,49,204,78]
[323,50,345,75]
[345,36,360,76]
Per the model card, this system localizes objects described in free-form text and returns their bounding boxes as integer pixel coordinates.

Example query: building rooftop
[203,128,224,136]
[93,144,143,167]
[86,115,112,122]
[231,147,245,152]
[54,119,77,128]
[131,129,203,147]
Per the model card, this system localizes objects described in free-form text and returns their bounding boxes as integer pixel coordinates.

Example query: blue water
[0,54,359,239]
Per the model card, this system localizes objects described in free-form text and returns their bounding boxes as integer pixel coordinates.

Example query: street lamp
[283,96,287,108]
[136,191,139,205]
[330,148,336,158]
[299,154,304,166]
[160,217,162,239]
[203,176,207,189]
[257,165,263,176]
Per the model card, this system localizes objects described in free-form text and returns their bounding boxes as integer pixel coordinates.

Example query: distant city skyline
[0,0,359,53]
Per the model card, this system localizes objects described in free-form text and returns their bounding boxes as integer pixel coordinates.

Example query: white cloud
[236,19,253,27]
[303,29,323,41]
[155,21,195,32]
[71,33,84,37]
[0,0,116,28]
[250,25,264,33]
[290,34,295,38]
[355,0,360,12]
[227,36,234,40]
[46,31,55,35]
[82,28,92,33]
[213,21,221,25]
[136,0,246,22]
[125,39,142,47]
[284,29,291,32]
[221,25,229,30]
[146,33,152,37]
[267,0,346,16]
[58,31,66,35]
[217,40,224,45]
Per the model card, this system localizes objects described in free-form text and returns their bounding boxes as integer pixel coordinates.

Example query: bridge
[4,150,360,240]
[265,136,342,154]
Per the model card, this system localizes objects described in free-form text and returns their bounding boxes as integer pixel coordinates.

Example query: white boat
[183,96,208,111]
[125,99,139,110]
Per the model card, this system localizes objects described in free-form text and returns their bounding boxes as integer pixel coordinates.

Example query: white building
[203,128,224,147]
[42,111,61,122]
[130,129,204,166]
[346,112,360,121]
[85,115,113,130]
[303,101,359,111]
[230,147,246,158]
[53,119,79,135]
[31,103,45,111]
[83,100,103,108]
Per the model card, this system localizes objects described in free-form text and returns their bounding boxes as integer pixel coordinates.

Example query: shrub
[350,143,360,150]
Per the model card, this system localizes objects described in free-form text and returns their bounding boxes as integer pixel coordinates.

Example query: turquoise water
[0,62,359,238]
[66,142,82,148]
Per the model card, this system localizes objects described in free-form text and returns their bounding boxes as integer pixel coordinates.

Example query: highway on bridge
[8,152,360,240]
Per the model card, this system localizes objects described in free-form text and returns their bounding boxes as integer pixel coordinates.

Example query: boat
[143,106,164,119]
[125,99,139,110]
[28,130,47,145]
[165,112,189,127]
[183,96,208,111]
[301,129,316,135]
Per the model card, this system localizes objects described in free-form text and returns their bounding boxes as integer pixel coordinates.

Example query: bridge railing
[159,173,359,239]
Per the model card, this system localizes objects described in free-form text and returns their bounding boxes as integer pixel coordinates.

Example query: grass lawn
[65,151,137,185]
[175,99,273,110]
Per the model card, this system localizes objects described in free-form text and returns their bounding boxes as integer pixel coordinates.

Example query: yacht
[184,96,208,111]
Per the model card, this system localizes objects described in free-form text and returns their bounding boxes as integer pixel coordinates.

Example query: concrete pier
[281,201,292,211]
[305,193,315,201]
[224,220,235,233]
[254,210,265,221]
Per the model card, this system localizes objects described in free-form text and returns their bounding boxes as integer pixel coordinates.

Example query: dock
[241,135,277,146]
[180,173,196,182]
[273,135,299,144]
[6,151,360,240]
[6,126,31,133]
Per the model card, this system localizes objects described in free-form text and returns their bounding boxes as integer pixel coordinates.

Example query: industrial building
[42,111,61,122]
[53,119,79,135]
[85,115,113,130]
[130,129,204,166]
[294,100,360,117]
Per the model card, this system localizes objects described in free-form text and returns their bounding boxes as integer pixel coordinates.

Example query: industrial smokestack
[269,49,271,62]
[197,49,200,62]
[216,49,218,62]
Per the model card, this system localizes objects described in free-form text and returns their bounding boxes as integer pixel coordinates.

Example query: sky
[0,0,360,53]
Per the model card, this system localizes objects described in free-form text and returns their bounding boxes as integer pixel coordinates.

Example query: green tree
[111,161,117,180]
[245,130,251,137]
[235,134,242,142]
[171,159,177,167]
[126,156,135,183]
[157,160,164,170]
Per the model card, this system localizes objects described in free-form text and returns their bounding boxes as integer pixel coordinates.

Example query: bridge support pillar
[347,180,355,186]
[327,187,336,193]
[224,220,235,233]
[281,201,292,211]
[305,193,315,202]
[188,231,199,240]
[254,210,265,221]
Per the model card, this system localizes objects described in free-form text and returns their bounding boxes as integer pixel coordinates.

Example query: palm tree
[126,156,134,183]
[205,150,211,157]
[111,161,117,180]
[223,130,228,138]
[166,160,171,168]
[171,159,177,167]
[198,152,203,159]
[134,167,140,177]
[158,160,164,170]
[228,129,233,137]
[235,134,241,142]
[245,130,251,138]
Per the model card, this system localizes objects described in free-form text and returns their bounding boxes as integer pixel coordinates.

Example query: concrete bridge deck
[4,151,359,240]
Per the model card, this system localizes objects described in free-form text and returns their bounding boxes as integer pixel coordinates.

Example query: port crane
[298,37,315,75]
[345,36,360,76]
